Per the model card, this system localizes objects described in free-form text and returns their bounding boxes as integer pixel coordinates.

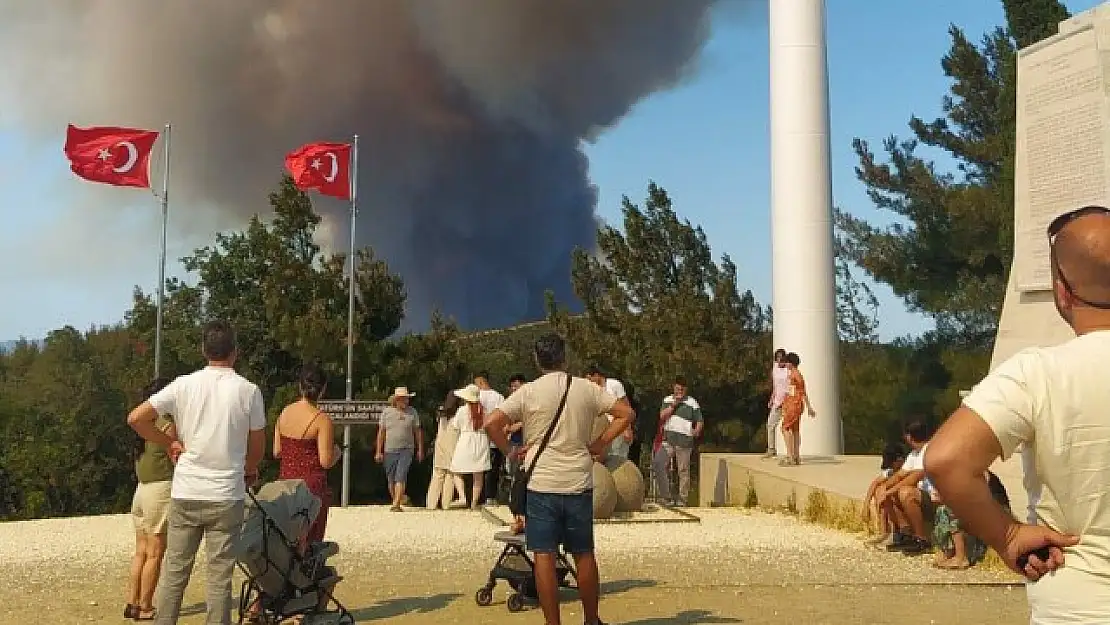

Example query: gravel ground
[0,506,1028,624]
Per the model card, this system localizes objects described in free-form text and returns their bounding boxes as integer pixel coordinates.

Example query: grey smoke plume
[0,0,721,330]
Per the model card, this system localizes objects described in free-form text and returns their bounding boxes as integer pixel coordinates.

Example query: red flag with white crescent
[63,124,160,189]
[285,142,352,200]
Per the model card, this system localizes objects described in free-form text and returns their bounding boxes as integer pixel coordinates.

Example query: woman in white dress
[449,384,491,508]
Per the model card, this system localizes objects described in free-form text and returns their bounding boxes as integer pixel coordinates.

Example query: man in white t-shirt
[925,206,1110,623]
[585,366,632,463]
[127,320,267,625]
[475,371,506,504]
[764,348,789,458]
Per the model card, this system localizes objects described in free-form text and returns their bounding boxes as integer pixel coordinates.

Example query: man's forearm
[487,425,511,455]
[597,416,632,448]
[132,419,174,448]
[890,470,923,492]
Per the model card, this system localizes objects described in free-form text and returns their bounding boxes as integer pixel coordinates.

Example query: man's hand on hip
[1002,522,1079,581]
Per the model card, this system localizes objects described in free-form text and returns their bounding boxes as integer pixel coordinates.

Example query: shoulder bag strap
[523,373,573,481]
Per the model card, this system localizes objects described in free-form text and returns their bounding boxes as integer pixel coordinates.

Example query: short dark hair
[475,370,491,382]
[298,362,328,400]
[533,333,566,371]
[902,419,929,443]
[880,443,906,470]
[674,375,688,387]
[785,352,800,367]
[585,364,603,377]
[509,373,527,386]
[774,348,786,359]
[202,320,236,361]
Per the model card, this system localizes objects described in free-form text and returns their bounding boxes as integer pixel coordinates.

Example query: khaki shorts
[131,480,172,535]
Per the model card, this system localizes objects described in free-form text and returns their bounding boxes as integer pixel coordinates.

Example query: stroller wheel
[475,587,493,607]
[506,592,526,612]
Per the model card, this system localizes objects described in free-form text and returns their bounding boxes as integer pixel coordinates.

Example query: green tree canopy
[126,176,407,399]
[549,182,770,452]
[837,0,1070,342]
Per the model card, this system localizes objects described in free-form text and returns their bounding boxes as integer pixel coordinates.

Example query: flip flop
[134,607,156,621]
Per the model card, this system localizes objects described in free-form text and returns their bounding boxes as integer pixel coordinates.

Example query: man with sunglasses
[925,206,1110,622]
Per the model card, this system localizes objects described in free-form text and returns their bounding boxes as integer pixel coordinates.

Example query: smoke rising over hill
[0,0,721,330]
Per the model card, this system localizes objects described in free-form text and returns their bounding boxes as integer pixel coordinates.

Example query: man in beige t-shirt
[486,333,634,625]
[925,206,1110,624]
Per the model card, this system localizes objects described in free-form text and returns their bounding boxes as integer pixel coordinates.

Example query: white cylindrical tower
[769,0,843,457]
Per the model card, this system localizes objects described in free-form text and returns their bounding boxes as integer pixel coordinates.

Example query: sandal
[134,607,156,621]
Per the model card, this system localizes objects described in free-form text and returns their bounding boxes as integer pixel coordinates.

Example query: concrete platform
[699,453,1029,519]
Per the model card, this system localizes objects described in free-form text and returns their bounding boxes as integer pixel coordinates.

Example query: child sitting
[862,443,905,545]
[930,470,1010,570]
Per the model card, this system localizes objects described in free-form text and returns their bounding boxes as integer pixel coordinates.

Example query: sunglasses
[1047,205,1110,309]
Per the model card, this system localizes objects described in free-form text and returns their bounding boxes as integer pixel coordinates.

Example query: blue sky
[0,0,1099,341]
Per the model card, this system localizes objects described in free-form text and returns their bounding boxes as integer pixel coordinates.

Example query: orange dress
[780,371,806,432]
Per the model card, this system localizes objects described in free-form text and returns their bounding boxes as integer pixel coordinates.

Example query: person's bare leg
[779,430,794,465]
[533,552,562,625]
[865,499,890,544]
[940,532,971,569]
[451,474,467,506]
[897,488,928,539]
[393,482,406,508]
[472,471,484,508]
[128,532,147,609]
[138,533,166,614]
[792,428,802,464]
[885,498,910,540]
[572,551,602,625]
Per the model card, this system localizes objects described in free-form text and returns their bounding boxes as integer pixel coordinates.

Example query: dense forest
[0,0,1069,520]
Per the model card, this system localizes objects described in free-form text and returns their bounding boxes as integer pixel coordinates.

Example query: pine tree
[837,0,1069,343]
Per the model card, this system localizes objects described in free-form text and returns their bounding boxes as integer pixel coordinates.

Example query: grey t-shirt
[380,406,420,451]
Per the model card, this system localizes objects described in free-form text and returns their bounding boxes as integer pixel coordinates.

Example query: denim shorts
[525,489,594,555]
[384,448,414,485]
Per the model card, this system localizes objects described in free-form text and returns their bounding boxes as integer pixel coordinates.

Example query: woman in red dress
[779,352,816,467]
[273,363,340,544]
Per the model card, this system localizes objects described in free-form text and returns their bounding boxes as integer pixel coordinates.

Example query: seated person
[876,419,934,555]
[930,470,1010,570]
[862,443,906,544]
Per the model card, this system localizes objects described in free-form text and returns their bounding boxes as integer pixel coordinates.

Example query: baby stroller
[475,531,577,613]
[235,480,354,625]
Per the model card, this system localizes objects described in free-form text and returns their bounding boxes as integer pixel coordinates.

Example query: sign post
[320,399,389,506]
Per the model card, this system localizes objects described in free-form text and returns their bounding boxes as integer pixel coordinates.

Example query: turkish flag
[285,142,352,200]
[64,124,160,189]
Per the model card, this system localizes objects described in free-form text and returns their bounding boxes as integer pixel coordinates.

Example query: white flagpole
[154,123,171,379]
[342,134,359,508]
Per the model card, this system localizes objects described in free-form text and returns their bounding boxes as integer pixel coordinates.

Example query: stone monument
[993,5,1110,369]
[586,414,648,518]
[591,462,619,519]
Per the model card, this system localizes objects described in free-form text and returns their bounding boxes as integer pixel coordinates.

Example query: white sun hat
[453,384,480,403]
